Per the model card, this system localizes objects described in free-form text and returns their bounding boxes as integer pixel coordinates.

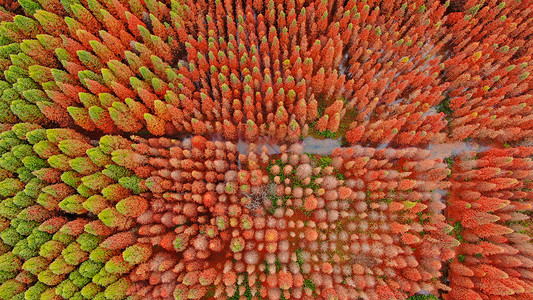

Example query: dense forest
[0,0,531,299]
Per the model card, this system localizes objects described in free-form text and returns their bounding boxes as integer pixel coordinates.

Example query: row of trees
[0,124,141,299]
[447,147,533,299]
[0,0,529,146]
[0,126,531,299]
[442,1,533,143]
[0,0,529,299]
[105,136,456,299]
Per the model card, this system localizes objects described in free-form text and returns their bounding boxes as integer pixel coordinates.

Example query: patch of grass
[382,197,394,204]
[335,171,346,180]
[452,221,464,242]
[436,97,452,116]
[204,285,216,298]
[295,248,304,271]
[275,257,282,272]
[229,273,253,300]
[317,129,337,138]
[264,260,270,274]
[444,156,455,168]
[317,156,331,168]
[417,211,430,225]
[376,274,388,281]
[303,278,316,291]
[407,294,438,300]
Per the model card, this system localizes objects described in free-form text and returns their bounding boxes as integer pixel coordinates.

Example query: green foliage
[27,65,53,83]
[444,156,455,169]
[23,90,49,107]
[62,242,87,265]
[77,50,103,71]
[15,166,32,183]
[47,154,71,170]
[57,139,91,157]
[0,253,21,279]
[88,247,114,263]
[10,144,33,159]
[45,129,86,144]
[24,282,47,300]
[173,234,188,252]
[82,194,107,215]
[10,123,40,141]
[452,221,464,242]
[123,244,150,264]
[33,140,59,158]
[0,226,22,246]
[55,279,78,299]
[0,44,20,60]
[39,286,61,300]
[275,257,281,272]
[21,155,47,171]
[0,154,22,173]
[407,294,438,300]
[18,125,43,143]
[79,70,104,86]
[58,194,87,214]
[69,157,99,174]
[318,129,336,138]
[81,172,113,191]
[22,178,45,198]
[14,219,38,235]
[52,231,75,245]
[70,292,85,300]
[0,279,24,300]
[77,233,101,252]
[0,102,17,124]
[92,267,119,286]
[98,135,130,155]
[49,256,75,275]
[10,100,44,123]
[13,77,40,94]
[79,259,103,278]
[104,256,133,274]
[18,0,43,15]
[60,171,82,187]
[119,175,145,194]
[0,273,9,287]
[102,164,132,181]
[97,207,124,228]
[86,148,111,167]
[69,270,91,288]
[12,239,38,260]
[0,139,21,156]
[104,277,130,300]
[0,198,22,219]
[4,66,28,84]
[303,278,316,294]
[22,256,48,275]
[38,240,63,260]
[437,97,452,116]
[51,68,74,85]
[80,282,102,299]
[101,184,127,201]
